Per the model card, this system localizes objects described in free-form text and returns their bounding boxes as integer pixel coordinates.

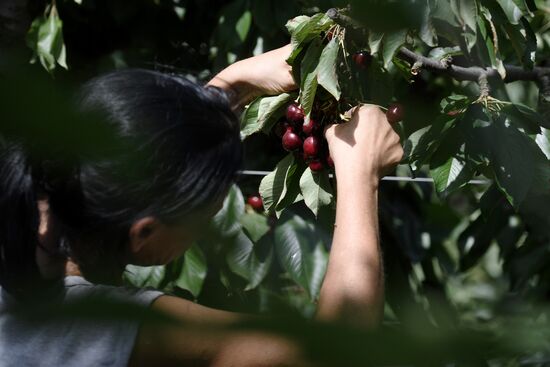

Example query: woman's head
[0,69,242,295]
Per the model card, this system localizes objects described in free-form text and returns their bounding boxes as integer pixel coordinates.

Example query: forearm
[207,45,296,111]
[316,171,384,328]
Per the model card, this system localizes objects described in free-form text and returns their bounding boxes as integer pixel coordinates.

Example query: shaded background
[2,0,550,364]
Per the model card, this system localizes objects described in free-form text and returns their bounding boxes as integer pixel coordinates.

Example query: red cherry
[274,121,291,138]
[326,28,336,41]
[303,136,320,158]
[326,155,335,168]
[302,118,318,135]
[247,195,263,211]
[447,110,460,117]
[282,128,303,151]
[309,160,324,172]
[286,104,304,123]
[386,103,404,124]
[352,51,372,69]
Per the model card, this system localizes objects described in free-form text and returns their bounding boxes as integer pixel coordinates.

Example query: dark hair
[0,69,242,297]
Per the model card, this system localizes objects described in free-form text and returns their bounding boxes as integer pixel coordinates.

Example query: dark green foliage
[16,0,550,364]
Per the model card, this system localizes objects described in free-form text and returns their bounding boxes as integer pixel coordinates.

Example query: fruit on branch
[275,120,291,138]
[247,195,264,211]
[386,103,404,124]
[286,104,305,123]
[282,128,303,151]
[326,28,336,41]
[352,51,371,69]
[309,160,324,172]
[302,118,318,135]
[447,110,461,117]
[303,136,320,158]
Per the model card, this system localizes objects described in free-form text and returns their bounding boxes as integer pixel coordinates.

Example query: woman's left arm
[207,45,297,110]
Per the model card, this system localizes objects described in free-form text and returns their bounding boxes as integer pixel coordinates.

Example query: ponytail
[0,142,44,298]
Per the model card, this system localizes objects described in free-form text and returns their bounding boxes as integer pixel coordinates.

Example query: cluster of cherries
[276,101,404,167]
[275,104,334,172]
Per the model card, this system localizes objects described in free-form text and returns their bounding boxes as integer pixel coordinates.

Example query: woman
[0,46,403,366]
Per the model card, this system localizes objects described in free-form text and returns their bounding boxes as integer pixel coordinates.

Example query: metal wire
[238,170,491,185]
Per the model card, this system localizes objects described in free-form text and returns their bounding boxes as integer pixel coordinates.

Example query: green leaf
[241,94,294,139]
[275,166,305,218]
[286,14,333,64]
[420,3,438,47]
[124,265,166,288]
[496,0,524,24]
[382,30,407,69]
[428,113,477,197]
[451,0,478,50]
[454,0,478,32]
[317,38,341,101]
[286,15,310,35]
[440,94,471,113]
[430,154,474,197]
[240,98,262,138]
[260,154,296,212]
[274,213,329,300]
[174,245,207,298]
[299,168,333,217]
[428,46,462,60]
[406,113,459,170]
[235,10,252,42]
[258,93,294,133]
[26,7,68,73]
[535,128,550,160]
[210,185,244,237]
[300,39,324,117]
[368,31,384,55]
[466,109,545,209]
[502,103,547,133]
[478,10,506,79]
[241,211,270,242]
[226,231,273,290]
[432,0,460,26]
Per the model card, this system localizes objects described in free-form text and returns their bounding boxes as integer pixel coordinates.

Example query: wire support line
[238,170,491,185]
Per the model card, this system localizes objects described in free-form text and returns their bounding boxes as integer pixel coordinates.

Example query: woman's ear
[128,217,159,255]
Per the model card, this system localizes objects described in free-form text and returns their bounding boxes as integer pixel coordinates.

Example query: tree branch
[326,7,550,84]
[398,47,550,83]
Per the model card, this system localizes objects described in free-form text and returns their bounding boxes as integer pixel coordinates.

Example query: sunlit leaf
[174,245,207,298]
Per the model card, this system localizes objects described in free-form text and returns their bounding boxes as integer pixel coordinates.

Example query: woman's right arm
[130,105,403,366]
[316,105,404,328]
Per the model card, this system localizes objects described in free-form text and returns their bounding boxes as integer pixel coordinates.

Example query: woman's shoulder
[0,276,165,367]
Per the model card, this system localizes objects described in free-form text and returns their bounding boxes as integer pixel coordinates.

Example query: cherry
[282,128,303,151]
[309,160,324,172]
[352,51,372,69]
[386,103,404,124]
[326,155,335,168]
[447,110,460,117]
[303,136,320,158]
[326,28,336,41]
[247,195,263,211]
[302,118,318,135]
[274,121,291,138]
[286,104,304,123]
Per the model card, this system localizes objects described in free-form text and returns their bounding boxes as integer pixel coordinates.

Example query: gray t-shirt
[0,276,163,367]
